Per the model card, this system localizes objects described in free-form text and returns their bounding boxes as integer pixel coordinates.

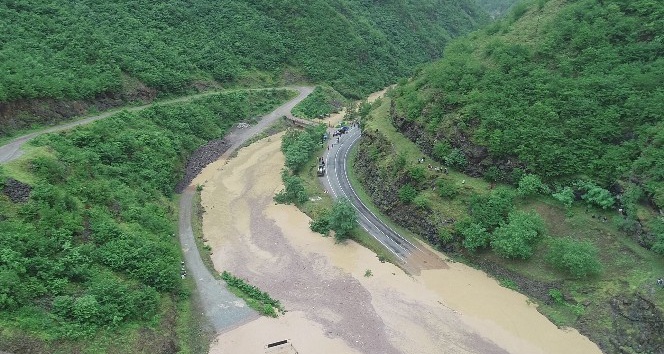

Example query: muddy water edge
[193,107,602,353]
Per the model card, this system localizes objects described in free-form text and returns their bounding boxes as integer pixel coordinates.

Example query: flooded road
[195,98,602,353]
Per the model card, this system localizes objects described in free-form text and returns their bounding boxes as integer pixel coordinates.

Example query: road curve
[322,126,446,273]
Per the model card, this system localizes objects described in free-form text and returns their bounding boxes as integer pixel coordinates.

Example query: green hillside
[391,0,663,245]
[353,0,664,352]
[0,89,293,352]
[475,0,519,18]
[0,0,486,104]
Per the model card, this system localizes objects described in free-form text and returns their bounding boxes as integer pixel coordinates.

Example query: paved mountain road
[322,126,448,273]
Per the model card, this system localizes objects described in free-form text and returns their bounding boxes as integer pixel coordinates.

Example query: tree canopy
[0,0,488,104]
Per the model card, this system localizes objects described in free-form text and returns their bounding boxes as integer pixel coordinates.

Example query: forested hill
[391,0,664,213]
[0,0,486,105]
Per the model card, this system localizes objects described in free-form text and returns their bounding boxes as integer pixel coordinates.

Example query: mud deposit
[194,132,602,354]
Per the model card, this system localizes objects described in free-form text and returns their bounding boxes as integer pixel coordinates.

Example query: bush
[444,149,467,168]
[409,166,427,184]
[484,166,504,183]
[281,125,326,173]
[398,184,418,203]
[413,194,430,209]
[328,199,357,241]
[433,142,452,161]
[274,170,308,204]
[221,271,283,317]
[546,237,602,278]
[437,179,459,199]
[469,187,515,231]
[517,174,548,196]
[309,211,331,235]
[552,186,575,208]
[578,181,615,209]
[491,210,546,259]
[460,222,491,252]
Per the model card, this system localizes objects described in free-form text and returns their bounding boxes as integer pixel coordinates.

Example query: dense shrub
[517,174,548,196]
[309,212,331,235]
[468,187,515,231]
[0,90,291,339]
[274,170,308,205]
[459,221,491,251]
[552,187,575,208]
[491,210,546,259]
[281,125,326,173]
[437,179,459,199]
[580,183,615,210]
[546,237,602,278]
[398,184,418,203]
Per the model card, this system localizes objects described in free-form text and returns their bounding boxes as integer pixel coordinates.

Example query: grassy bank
[0,89,293,353]
[355,95,664,350]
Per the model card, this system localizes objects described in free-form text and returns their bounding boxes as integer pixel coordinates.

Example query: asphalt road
[322,126,431,271]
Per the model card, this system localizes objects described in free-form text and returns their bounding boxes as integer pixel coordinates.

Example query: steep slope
[352,0,664,352]
[0,0,487,135]
[391,0,663,243]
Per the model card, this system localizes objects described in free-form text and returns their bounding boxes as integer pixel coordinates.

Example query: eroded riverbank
[193,124,602,353]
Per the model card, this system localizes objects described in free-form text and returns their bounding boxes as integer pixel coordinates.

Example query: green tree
[546,237,602,278]
[469,187,515,231]
[460,222,491,251]
[329,199,357,241]
[517,174,548,196]
[491,210,546,259]
[274,170,308,204]
[398,184,418,203]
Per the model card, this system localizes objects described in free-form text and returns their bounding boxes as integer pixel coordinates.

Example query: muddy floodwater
[194,106,602,354]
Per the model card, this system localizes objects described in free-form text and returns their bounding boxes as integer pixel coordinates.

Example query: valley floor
[192,109,602,354]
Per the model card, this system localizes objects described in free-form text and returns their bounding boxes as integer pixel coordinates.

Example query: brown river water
[194,92,602,354]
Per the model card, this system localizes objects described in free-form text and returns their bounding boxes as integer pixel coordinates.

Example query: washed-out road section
[178,86,314,331]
